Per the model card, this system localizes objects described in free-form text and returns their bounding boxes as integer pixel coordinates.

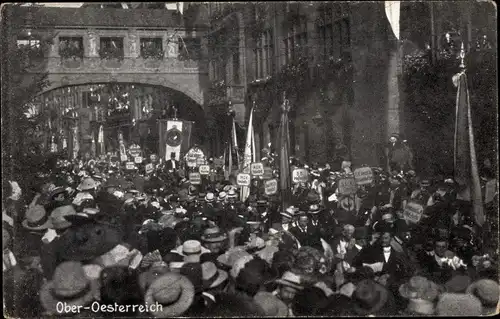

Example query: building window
[179,37,201,61]
[232,50,240,84]
[17,37,43,65]
[140,38,164,59]
[317,4,351,62]
[99,37,124,60]
[256,29,274,79]
[59,37,84,59]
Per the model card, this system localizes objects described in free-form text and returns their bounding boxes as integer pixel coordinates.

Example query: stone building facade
[206,2,402,167]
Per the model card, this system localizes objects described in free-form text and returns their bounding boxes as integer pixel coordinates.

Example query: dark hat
[99,266,142,307]
[292,286,331,316]
[354,227,370,240]
[373,221,394,234]
[58,217,124,261]
[352,279,392,315]
[393,219,410,234]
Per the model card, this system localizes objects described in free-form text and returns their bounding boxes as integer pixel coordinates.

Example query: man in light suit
[165,152,180,171]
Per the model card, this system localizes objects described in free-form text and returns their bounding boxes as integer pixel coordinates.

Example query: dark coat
[165,159,180,171]
[353,244,415,283]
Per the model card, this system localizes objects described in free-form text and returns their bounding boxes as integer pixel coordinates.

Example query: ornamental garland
[141,45,164,60]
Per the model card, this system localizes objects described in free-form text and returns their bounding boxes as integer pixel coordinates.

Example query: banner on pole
[354,167,374,185]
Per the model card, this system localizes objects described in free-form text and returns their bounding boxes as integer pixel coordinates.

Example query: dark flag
[278,98,292,209]
[453,71,484,226]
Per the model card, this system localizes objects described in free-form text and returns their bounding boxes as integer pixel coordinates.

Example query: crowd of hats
[2,153,499,318]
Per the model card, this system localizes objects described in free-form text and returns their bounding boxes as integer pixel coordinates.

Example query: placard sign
[292,169,309,184]
[134,156,143,164]
[264,179,278,195]
[338,178,357,195]
[187,158,197,168]
[237,173,251,186]
[145,163,154,174]
[129,145,142,157]
[125,162,135,170]
[199,165,210,175]
[403,201,424,224]
[251,162,264,176]
[263,167,273,180]
[354,167,374,185]
[189,172,202,185]
[120,155,128,162]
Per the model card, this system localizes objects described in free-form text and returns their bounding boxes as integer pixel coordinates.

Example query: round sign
[166,128,182,147]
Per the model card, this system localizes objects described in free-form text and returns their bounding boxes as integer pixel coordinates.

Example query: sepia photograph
[1,1,498,317]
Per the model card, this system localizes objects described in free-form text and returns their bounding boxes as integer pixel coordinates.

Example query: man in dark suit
[165,152,180,171]
[353,222,415,291]
[290,212,319,248]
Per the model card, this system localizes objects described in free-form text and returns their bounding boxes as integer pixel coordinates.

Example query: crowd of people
[2,138,499,317]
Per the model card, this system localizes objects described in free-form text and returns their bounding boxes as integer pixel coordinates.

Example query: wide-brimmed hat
[275,271,304,290]
[49,205,77,230]
[138,261,170,294]
[399,276,442,301]
[217,248,251,269]
[201,226,227,243]
[466,279,500,308]
[280,211,293,219]
[58,217,124,262]
[227,189,237,198]
[22,205,52,230]
[436,293,483,316]
[201,262,228,289]
[254,291,288,317]
[406,298,436,315]
[48,186,67,199]
[40,261,99,314]
[145,273,195,317]
[77,177,98,191]
[352,279,390,315]
[173,240,210,259]
[205,192,215,202]
[103,177,121,189]
[217,192,227,201]
[308,204,320,214]
[445,275,472,293]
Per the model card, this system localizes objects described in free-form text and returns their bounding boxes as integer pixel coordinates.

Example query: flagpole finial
[459,42,466,70]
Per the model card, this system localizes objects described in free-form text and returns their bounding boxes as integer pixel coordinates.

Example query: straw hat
[77,177,98,191]
[275,271,304,291]
[217,192,227,201]
[466,279,500,309]
[49,205,77,230]
[201,262,228,289]
[201,226,227,243]
[22,205,52,230]
[308,204,320,214]
[227,189,237,199]
[145,273,195,317]
[205,192,215,202]
[254,291,289,317]
[48,186,67,199]
[172,240,210,262]
[399,276,442,301]
[138,261,170,294]
[40,261,99,314]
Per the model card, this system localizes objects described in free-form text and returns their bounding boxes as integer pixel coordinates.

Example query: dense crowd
[3,140,499,317]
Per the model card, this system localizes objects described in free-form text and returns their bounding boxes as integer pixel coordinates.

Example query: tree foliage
[1,4,57,184]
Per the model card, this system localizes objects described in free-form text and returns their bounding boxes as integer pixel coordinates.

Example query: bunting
[453,71,484,226]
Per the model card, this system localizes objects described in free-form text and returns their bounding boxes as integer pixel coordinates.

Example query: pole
[430,2,436,65]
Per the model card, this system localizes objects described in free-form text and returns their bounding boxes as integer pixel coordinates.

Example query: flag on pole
[241,107,255,203]
[384,1,400,40]
[223,145,228,180]
[98,124,105,155]
[232,118,240,167]
[453,71,484,226]
[279,97,292,208]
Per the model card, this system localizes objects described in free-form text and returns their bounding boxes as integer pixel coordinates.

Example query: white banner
[385,1,400,40]
[165,120,183,161]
